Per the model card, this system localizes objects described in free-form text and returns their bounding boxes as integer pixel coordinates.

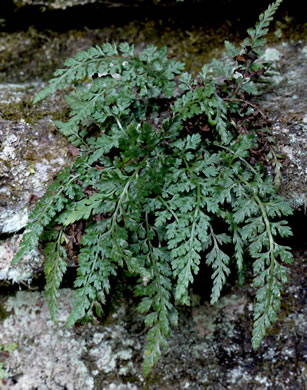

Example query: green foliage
[13,0,293,376]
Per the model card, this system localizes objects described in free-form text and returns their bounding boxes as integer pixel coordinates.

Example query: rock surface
[0,82,71,229]
[12,0,158,9]
[0,83,71,282]
[0,249,306,389]
[9,0,270,10]
[0,5,306,389]
[258,43,307,210]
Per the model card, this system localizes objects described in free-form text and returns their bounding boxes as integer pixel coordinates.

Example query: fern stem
[110,167,141,266]
[223,98,268,122]
[157,196,179,224]
[77,241,101,312]
[145,213,158,278]
[218,142,278,318]
[144,212,166,329]
[114,116,124,131]
[55,229,63,263]
[216,144,258,175]
[237,173,276,313]
[32,173,80,224]
[183,157,200,248]
[111,169,139,232]
[227,59,250,100]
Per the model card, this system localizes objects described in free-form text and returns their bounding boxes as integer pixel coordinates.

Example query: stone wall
[0,3,306,389]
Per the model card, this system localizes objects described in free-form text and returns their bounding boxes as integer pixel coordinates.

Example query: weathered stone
[257,42,307,210]
[10,0,217,10]
[0,235,41,283]
[13,0,145,9]
[0,249,305,389]
[0,289,94,389]
[0,10,305,389]
[0,83,70,234]
[0,83,72,282]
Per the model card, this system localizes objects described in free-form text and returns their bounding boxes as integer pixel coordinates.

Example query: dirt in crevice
[0,4,306,83]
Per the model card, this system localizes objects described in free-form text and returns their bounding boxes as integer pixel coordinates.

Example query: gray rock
[0,83,71,234]
[12,0,162,10]
[0,235,41,283]
[0,83,72,282]
[0,249,305,389]
[0,289,95,389]
[257,42,307,210]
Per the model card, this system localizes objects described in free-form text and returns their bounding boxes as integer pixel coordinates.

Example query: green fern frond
[44,230,68,320]
[135,220,177,376]
[12,0,292,376]
[246,0,283,49]
[12,168,77,265]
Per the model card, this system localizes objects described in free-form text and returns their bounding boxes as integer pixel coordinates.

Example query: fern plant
[13,0,293,375]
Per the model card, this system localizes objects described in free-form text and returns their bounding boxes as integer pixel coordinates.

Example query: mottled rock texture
[0,83,71,282]
[9,0,267,10]
[0,249,306,389]
[0,5,305,389]
[257,43,307,210]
